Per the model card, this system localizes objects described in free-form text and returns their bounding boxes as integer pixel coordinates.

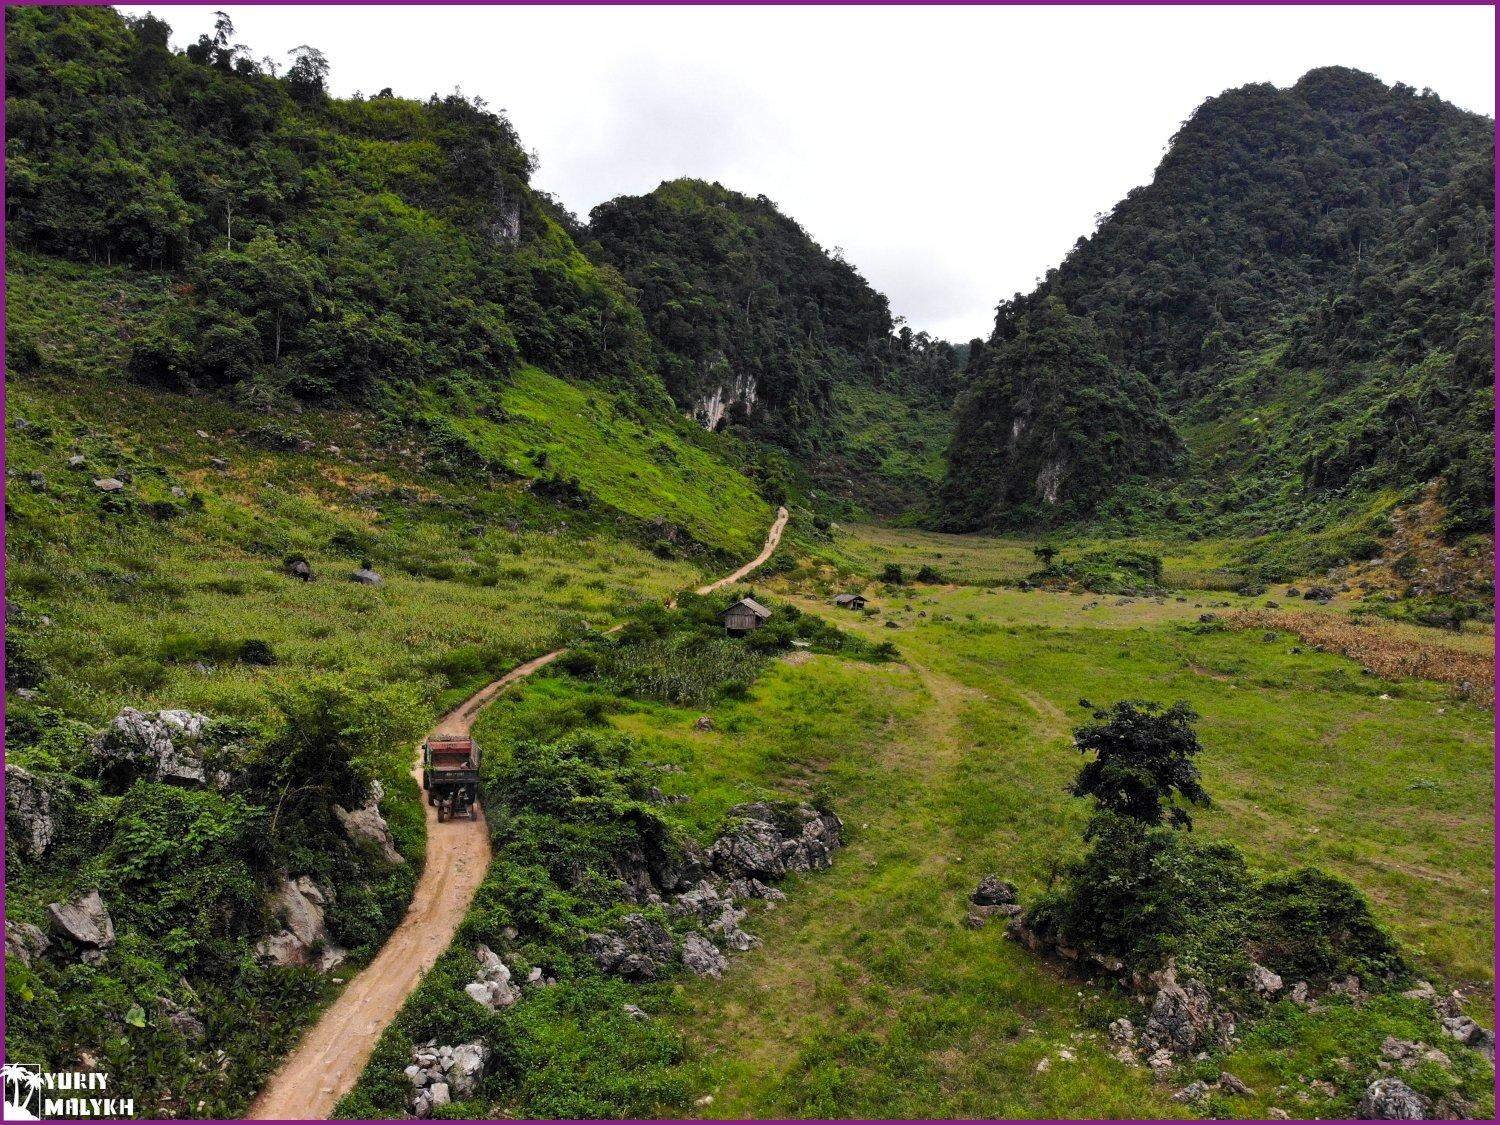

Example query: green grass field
[334,521,1492,1120]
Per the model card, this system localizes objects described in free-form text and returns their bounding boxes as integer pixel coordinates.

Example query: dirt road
[697,506,788,594]
[247,507,788,1120]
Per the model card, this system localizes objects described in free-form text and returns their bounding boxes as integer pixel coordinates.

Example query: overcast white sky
[131,5,1496,342]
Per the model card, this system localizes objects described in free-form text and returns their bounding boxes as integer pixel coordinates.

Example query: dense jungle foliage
[942,67,1495,536]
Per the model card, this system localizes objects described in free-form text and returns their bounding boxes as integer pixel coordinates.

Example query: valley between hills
[3,7,1494,1122]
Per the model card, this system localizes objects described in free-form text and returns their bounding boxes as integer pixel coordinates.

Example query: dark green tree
[1070,700,1211,830]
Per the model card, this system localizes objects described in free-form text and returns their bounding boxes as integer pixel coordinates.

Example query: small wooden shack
[723,596,771,634]
[833,593,867,610]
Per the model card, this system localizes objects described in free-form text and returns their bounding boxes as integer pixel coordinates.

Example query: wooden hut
[723,597,771,634]
[833,593,867,610]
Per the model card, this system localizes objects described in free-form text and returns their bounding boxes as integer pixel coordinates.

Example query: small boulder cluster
[464,943,550,1010]
[404,1041,489,1118]
[585,802,840,983]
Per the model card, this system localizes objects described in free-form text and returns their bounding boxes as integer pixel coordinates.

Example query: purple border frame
[0,2,1495,1122]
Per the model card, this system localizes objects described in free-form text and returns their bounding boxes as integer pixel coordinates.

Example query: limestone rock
[90,708,231,790]
[48,890,116,951]
[5,920,51,966]
[406,1041,488,1116]
[333,780,404,865]
[1358,1078,1429,1120]
[1249,962,1283,996]
[585,914,676,981]
[681,932,729,978]
[971,875,1018,906]
[5,764,54,858]
[466,944,521,1010]
[1144,965,1228,1054]
[255,876,345,971]
[707,801,842,881]
[351,568,383,586]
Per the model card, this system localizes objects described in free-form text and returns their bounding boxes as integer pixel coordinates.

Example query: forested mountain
[941,67,1495,536]
[5,5,664,406]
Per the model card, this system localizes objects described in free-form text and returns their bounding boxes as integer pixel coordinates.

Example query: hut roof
[833,593,864,605]
[726,597,772,619]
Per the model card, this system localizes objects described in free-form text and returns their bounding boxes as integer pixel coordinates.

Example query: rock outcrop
[671,879,759,952]
[585,914,677,981]
[255,876,345,971]
[966,875,1023,927]
[47,890,116,963]
[1358,1078,1429,1120]
[707,802,842,881]
[680,932,729,978]
[1143,964,1233,1055]
[5,763,54,858]
[89,708,232,790]
[333,780,404,865]
[6,919,51,966]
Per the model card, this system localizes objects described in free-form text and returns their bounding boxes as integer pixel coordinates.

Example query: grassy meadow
[332,520,1491,1120]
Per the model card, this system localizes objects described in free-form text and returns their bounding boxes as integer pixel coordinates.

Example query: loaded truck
[422,734,481,822]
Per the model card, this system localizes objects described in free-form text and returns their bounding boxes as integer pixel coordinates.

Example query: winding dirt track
[247,507,788,1120]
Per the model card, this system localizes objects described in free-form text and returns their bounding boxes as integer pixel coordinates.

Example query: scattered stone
[406,1041,489,1116]
[585,914,676,981]
[622,1004,649,1020]
[1440,1014,1495,1060]
[1146,1048,1174,1077]
[286,559,314,582]
[1172,1080,1212,1104]
[93,477,125,492]
[1250,962,1284,997]
[1290,980,1310,1005]
[1267,1108,1290,1119]
[254,876,345,971]
[67,454,86,468]
[466,944,521,1010]
[1034,1057,1051,1074]
[1327,974,1365,1002]
[48,890,116,953]
[1358,1077,1429,1119]
[970,875,1018,906]
[1382,1036,1451,1070]
[333,780,404,865]
[351,567,383,586]
[1107,1018,1136,1047]
[1218,1071,1254,1097]
[5,920,51,966]
[1401,980,1437,1002]
[209,457,229,471]
[681,932,729,978]
[170,485,187,498]
[5,764,55,858]
[694,715,715,732]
